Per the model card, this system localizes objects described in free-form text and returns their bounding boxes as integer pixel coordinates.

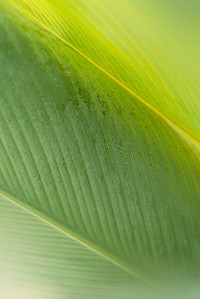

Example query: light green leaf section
[1,197,200,299]
[0,196,139,299]
[0,0,200,297]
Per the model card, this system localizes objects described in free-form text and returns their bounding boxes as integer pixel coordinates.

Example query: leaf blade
[0,1,200,295]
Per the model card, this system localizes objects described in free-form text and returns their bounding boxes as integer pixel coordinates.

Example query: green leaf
[12,0,200,143]
[0,0,200,297]
[0,196,140,299]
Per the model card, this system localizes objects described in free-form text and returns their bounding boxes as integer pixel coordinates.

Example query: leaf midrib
[12,1,200,152]
[0,190,152,284]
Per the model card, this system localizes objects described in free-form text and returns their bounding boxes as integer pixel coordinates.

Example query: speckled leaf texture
[0,1,200,298]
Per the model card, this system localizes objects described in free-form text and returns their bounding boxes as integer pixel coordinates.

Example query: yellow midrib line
[12,1,200,152]
[0,190,152,285]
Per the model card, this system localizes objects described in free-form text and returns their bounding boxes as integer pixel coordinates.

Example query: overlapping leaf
[0,0,200,298]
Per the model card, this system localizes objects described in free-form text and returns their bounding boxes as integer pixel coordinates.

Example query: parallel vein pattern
[12,0,200,144]
[0,2,200,295]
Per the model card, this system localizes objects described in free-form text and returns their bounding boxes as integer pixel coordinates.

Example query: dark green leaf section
[0,8,200,284]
